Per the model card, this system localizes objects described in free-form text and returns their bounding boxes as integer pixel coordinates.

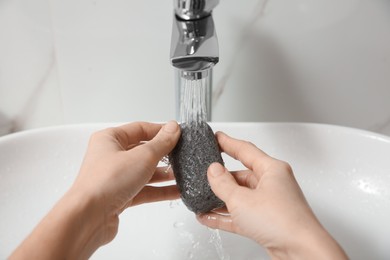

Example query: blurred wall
[1,0,389,136]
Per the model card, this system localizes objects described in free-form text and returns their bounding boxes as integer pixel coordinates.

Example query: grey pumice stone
[169,121,225,214]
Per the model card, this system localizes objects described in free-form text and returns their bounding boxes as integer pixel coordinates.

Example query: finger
[211,206,229,215]
[148,167,176,184]
[216,131,273,178]
[231,170,259,189]
[129,185,180,207]
[113,122,180,190]
[207,162,243,205]
[118,122,163,142]
[196,213,236,233]
[126,142,145,150]
[135,121,181,166]
[114,122,164,148]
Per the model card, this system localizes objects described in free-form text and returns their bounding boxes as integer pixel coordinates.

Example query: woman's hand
[74,121,181,241]
[197,132,348,260]
[10,121,181,260]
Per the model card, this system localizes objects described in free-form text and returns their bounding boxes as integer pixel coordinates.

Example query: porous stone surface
[169,121,225,214]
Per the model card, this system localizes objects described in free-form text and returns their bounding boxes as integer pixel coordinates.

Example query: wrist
[266,222,347,260]
[61,186,108,257]
[10,186,108,259]
[43,186,108,259]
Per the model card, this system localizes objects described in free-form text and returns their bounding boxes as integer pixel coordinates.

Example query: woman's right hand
[197,132,348,259]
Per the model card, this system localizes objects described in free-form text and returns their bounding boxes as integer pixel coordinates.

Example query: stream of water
[179,75,210,123]
[173,73,230,259]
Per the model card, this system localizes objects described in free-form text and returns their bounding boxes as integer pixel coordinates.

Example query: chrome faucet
[170,0,219,121]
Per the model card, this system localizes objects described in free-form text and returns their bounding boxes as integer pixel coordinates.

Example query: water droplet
[160,155,170,166]
[173,221,185,228]
[194,241,201,248]
[169,199,181,208]
[179,230,194,242]
[187,251,194,259]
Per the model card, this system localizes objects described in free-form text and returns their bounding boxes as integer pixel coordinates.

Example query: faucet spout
[170,14,219,73]
[170,0,219,121]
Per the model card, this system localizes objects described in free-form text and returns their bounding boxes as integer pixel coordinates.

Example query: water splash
[208,229,230,260]
[169,199,181,209]
[172,217,230,260]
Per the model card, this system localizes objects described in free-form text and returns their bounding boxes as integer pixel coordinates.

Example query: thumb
[141,120,181,164]
[208,162,240,204]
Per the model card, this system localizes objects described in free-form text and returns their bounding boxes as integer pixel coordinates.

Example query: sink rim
[1,122,389,144]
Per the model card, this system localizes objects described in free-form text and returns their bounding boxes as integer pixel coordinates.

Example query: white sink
[1,123,389,259]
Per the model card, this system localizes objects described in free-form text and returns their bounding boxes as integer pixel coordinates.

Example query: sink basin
[1,123,389,259]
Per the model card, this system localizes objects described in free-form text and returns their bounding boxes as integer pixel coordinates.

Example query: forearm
[10,187,105,260]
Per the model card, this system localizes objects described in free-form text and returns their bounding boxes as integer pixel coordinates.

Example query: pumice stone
[169,121,225,214]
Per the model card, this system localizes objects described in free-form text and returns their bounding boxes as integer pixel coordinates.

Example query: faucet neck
[174,0,219,20]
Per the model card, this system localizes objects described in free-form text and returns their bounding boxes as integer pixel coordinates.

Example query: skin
[10,121,181,259]
[10,121,347,259]
[197,131,348,260]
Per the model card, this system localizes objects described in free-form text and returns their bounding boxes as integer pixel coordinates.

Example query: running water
[172,72,231,259]
[209,229,230,260]
[170,198,230,259]
[179,75,211,123]
[172,217,231,260]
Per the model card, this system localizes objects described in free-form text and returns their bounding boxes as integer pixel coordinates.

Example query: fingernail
[209,163,224,177]
[163,120,178,133]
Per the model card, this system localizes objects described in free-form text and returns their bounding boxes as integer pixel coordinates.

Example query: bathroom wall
[1,0,390,136]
